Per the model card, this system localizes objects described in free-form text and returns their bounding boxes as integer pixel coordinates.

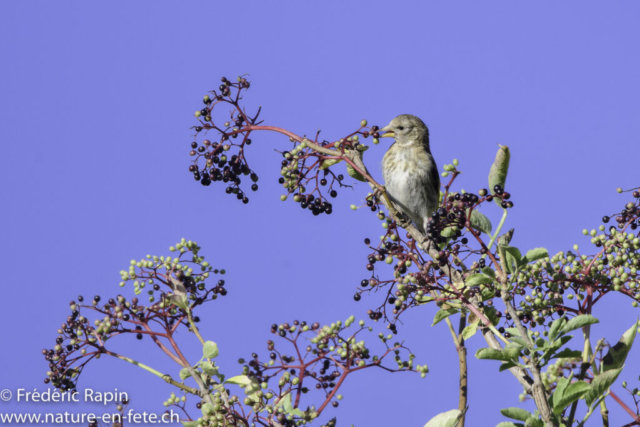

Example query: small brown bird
[380,114,440,234]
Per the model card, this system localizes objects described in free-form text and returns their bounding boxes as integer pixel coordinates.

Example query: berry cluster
[188,78,382,219]
[42,239,226,392]
[189,76,259,204]
[225,317,420,427]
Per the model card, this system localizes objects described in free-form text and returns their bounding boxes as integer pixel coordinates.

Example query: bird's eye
[397,126,404,131]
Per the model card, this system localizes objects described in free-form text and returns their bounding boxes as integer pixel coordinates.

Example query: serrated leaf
[552,380,590,415]
[465,273,493,287]
[548,316,566,341]
[585,368,622,407]
[508,336,529,348]
[500,407,532,422]
[423,409,462,427]
[468,209,492,235]
[203,341,219,359]
[225,375,252,387]
[319,158,342,170]
[552,373,573,410]
[523,248,549,263]
[560,315,599,335]
[503,246,522,273]
[544,335,574,358]
[488,145,510,207]
[475,347,519,362]
[432,308,459,326]
[602,320,639,372]
[347,163,366,182]
[482,267,496,278]
[461,323,478,340]
[201,361,218,376]
[179,368,192,380]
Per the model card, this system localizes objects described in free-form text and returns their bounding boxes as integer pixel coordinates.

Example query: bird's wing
[428,154,441,209]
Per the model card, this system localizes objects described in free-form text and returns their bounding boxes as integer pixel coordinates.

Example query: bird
[380,114,440,235]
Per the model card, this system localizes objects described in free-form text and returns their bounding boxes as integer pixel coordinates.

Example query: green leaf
[225,375,252,387]
[347,163,366,182]
[482,267,496,278]
[483,305,500,325]
[440,225,459,238]
[468,209,492,235]
[560,315,599,335]
[524,417,543,427]
[201,361,218,376]
[505,327,520,337]
[416,295,435,303]
[423,409,462,427]
[543,335,574,359]
[495,423,521,427]
[523,248,549,263]
[498,229,515,247]
[203,341,219,359]
[319,158,342,170]
[548,316,566,341]
[503,246,522,273]
[585,368,622,407]
[171,293,190,311]
[201,403,215,417]
[465,273,493,287]
[550,348,582,359]
[552,380,590,415]
[508,336,529,348]
[276,392,294,413]
[182,422,200,427]
[475,347,519,362]
[432,308,459,326]
[602,320,639,372]
[500,407,532,422]
[551,374,573,410]
[488,144,510,207]
[179,368,192,380]
[461,323,478,340]
[504,246,522,261]
[498,361,518,372]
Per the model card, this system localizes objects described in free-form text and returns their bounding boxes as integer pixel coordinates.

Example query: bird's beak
[379,124,395,138]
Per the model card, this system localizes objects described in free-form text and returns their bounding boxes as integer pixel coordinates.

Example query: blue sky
[1,2,640,426]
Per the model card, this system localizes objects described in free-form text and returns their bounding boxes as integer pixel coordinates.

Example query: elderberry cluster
[188,76,259,204]
[227,317,420,427]
[43,239,226,392]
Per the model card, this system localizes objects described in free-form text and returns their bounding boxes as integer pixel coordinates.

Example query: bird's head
[379,114,430,148]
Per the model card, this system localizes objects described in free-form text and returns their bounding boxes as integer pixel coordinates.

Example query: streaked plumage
[381,114,440,234]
